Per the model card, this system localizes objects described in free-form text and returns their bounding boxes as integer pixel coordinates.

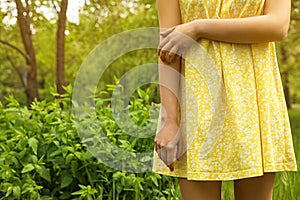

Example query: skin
[154,0,289,199]
[154,0,183,171]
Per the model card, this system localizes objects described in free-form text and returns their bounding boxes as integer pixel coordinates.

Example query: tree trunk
[56,0,68,95]
[15,0,40,106]
[280,45,291,109]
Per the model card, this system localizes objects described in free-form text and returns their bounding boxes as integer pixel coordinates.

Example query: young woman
[152,0,298,199]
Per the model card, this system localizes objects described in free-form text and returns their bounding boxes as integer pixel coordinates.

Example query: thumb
[176,138,183,161]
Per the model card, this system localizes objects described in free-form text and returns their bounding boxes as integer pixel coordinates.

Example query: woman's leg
[178,177,222,200]
[234,172,276,200]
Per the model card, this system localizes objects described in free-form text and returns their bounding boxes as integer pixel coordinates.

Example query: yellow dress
[152,0,298,180]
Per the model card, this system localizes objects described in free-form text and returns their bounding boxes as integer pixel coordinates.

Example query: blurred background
[0,0,159,106]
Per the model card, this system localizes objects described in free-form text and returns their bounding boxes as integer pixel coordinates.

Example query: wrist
[190,19,204,40]
[161,116,178,123]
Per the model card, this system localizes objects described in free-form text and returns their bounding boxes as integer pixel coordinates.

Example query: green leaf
[49,149,61,157]
[71,161,78,176]
[37,166,51,183]
[17,136,28,150]
[65,153,74,164]
[59,192,72,199]
[61,174,73,189]
[0,143,10,152]
[5,186,13,197]
[13,186,21,199]
[21,164,35,173]
[15,118,24,127]
[28,137,38,155]
[150,176,158,187]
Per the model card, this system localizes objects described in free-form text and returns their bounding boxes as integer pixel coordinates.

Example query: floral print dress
[151,0,298,180]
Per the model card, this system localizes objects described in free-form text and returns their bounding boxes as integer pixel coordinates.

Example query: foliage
[0,0,158,105]
[0,84,181,199]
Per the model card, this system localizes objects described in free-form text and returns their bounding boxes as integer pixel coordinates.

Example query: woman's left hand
[158,22,198,64]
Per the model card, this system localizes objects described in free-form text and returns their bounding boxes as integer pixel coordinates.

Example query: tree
[15,0,40,106]
[277,0,300,108]
[55,0,68,95]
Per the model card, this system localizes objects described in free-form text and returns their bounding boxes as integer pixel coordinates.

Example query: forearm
[191,14,289,44]
[158,56,181,122]
[190,0,291,44]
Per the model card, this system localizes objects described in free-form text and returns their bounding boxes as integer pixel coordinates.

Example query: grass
[273,104,300,200]
[174,105,300,200]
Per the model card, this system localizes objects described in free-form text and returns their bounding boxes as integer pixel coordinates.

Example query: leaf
[13,186,21,199]
[21,164,35,173]
[28,137,38,155]
[17,136,28,150]
[15,118,24,127]
[71,161,78,176]
[59,192,72,199]
[140,156,152,162]
[65,153,74,164]
[49,149,61,157]
[0,143,10,152]
[61,174,73,189]
[5,186,13,197]
[150,176,158,187]
[41,196,53,200]
[37,166,51,183]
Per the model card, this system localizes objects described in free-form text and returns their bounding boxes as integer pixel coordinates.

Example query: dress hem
[152,162,297,181]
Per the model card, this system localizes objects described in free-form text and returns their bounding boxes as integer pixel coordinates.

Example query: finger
[176,137,183,160]
[168,46,180,64]
[160,50,170,64]
[159,50,166,62]
[157,143,165,162]
[158,37,170,52]
[167,146,176,171]
[160,26,176,38]
[157,47,160,56]
[162,39,175,54]
[168,163,174,172]
[160,146,168,166]
[160,42,176,63]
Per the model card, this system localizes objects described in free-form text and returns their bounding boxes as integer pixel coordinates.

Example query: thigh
[234,172,276,200]
[178,177,222,200]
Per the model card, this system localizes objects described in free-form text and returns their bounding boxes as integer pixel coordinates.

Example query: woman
[152,0,298,199]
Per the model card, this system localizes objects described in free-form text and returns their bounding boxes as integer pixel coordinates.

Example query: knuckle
[165,144,174,150]
[160,143,166,147]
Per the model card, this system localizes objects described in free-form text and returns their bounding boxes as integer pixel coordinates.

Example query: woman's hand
[158,22,198,64]
[154,119,185,171]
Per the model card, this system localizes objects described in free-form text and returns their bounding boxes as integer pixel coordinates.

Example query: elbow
[272,18,290,41]
[273,25,289,41]
[265,14,290,41]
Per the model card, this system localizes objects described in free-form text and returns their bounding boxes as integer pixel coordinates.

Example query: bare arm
[191,0,291,43]
[156,0,182,121]
[155,0,184,171]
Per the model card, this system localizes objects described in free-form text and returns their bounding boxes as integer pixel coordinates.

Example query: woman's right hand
[154,119,185,171]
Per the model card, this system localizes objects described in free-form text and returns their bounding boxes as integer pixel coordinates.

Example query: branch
[291,16,300,21]
[7,55,27,89]
[51,0,60,15]
[0,39,31,62]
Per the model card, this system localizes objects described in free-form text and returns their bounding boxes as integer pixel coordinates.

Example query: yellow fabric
[152,0,298,180]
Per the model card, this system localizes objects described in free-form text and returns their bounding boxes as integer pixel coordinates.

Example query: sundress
[151,0,298,180]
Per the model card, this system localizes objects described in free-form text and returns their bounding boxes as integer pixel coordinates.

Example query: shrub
[0,84,181,199]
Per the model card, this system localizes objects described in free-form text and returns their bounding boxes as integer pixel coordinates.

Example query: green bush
[0,84,181,200]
